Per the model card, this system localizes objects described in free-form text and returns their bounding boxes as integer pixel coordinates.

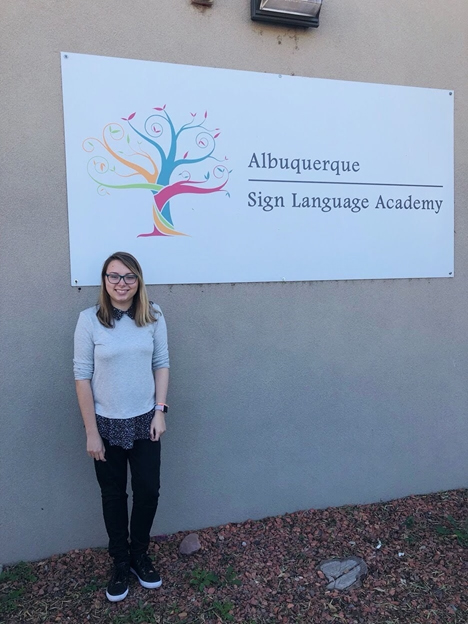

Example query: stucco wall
[1,0,467,564]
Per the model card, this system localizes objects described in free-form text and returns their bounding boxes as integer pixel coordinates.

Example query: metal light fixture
[251,0,322,28]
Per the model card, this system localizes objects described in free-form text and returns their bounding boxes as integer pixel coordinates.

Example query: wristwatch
[155,403,168,414]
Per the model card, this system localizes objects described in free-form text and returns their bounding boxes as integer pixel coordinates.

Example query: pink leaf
[204,111,208,119]
[163,104,166,109]
[128,112,136,120]
[191,112,196,117]
[154,107,164,111]
[183,151,189,159]
[213,133,220,139]
[121,117,128,121]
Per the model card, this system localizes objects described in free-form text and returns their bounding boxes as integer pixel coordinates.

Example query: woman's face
[104,259,139,310]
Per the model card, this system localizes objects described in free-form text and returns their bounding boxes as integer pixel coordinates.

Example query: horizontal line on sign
[248,179,443,188]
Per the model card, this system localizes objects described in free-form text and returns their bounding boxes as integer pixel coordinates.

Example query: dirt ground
[1,489,466,624]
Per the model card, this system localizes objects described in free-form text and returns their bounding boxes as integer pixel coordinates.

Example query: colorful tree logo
[82,107,231,237]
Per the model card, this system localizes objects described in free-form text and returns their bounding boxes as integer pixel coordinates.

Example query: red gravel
[1,489,466,623]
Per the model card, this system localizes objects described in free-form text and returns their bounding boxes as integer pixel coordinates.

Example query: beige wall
[1,0,468,564]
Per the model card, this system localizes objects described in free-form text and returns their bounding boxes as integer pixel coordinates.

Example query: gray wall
[1,0,467,564]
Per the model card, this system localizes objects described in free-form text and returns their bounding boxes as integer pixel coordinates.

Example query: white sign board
[61,53,454,285]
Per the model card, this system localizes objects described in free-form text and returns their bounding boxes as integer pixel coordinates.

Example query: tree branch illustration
[83,108,231,237]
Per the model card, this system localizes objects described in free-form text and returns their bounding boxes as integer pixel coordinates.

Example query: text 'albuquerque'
[248,153,361,177]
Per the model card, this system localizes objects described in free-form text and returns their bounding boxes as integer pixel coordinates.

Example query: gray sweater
[73,304,169,419]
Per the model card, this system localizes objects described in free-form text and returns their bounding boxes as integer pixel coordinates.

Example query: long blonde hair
[96,252,157,328]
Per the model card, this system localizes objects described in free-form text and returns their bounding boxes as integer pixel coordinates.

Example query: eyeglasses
[105,272,138,285]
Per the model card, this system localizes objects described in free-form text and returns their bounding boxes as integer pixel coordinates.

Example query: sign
[61,53,454,285]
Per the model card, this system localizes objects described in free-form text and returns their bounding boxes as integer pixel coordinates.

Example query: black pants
[94,438,161,563]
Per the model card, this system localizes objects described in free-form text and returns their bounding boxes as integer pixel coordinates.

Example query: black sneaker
[130,553,162,589]
[106,561,130,602]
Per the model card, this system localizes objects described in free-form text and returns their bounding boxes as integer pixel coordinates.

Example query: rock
[179,533,201,555]
[318,556,368,591]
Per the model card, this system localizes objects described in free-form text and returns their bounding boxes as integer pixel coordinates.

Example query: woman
[74,251,169,603]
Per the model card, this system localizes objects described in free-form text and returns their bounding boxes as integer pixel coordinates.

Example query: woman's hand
[87,431,106,461]
[150,412,166,442]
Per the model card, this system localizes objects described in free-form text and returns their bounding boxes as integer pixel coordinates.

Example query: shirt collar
[111,303,135,321]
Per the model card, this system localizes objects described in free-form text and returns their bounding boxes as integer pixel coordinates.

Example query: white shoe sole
[130,568,162,589]
[106,587,128,602]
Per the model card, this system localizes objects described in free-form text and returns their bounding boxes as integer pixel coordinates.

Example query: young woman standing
[74,251,169,602]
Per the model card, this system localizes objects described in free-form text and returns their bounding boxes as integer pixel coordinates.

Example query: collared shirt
[96,408,155,450]
[98,304,155,447]
[111,303,135,321]
[74,303,169,420]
